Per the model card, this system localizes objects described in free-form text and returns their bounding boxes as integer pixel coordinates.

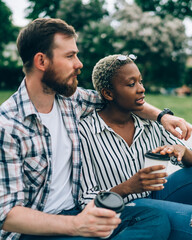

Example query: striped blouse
[79,110,184,208]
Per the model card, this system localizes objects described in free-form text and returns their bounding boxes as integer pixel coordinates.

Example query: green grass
[0,90,15,104]
[0,91,191,123]
[145,94,192,123]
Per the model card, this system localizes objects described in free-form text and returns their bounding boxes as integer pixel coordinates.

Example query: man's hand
[3,204,120,237]
[72,200,121,238]
[161,114,192,140]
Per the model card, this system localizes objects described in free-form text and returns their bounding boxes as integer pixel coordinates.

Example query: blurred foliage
[0,66,24,89]
[135,0,192,20]
[0,0,19,66]
[26,0,60,18]
[57,0,108,31]
[0,0,191,91]
[185,67,192,87]
[77,21,115,88]
[113,3,187,88]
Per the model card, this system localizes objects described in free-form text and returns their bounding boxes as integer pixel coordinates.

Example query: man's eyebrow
[65,50,79,54]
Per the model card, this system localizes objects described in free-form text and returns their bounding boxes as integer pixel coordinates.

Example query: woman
[79,54,192,240]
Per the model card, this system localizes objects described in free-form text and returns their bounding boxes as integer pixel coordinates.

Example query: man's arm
[3,203,120,237]
[136,102,192,140]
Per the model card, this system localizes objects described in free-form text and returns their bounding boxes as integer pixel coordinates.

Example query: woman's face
[109,62,145,112]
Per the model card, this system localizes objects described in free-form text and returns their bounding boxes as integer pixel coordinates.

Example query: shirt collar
[132,113,150,128]
[92,110,109,134]
[92,110,150,135]
[16,79,39,121]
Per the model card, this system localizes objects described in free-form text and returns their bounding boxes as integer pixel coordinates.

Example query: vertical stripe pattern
[79,110,185,208]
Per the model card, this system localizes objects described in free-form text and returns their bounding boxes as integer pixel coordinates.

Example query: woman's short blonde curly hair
[92,54,133,100]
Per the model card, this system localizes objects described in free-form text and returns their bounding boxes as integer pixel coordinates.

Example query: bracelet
[157,108,174,124]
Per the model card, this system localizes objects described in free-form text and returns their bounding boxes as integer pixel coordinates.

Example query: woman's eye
[128,83,135,87]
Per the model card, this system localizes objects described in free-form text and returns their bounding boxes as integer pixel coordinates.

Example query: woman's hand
[111,165,168,197]
[152,145,186,162]
[153,144,192,167]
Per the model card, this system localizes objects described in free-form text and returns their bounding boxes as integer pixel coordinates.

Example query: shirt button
[45,132,49,137]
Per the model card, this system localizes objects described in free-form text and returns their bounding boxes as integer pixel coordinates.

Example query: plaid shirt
[0,80,102,240]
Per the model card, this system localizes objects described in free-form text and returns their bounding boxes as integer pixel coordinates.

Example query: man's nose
[75,56,83,69]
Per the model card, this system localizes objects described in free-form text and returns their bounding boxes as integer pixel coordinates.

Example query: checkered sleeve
[0,127,24,229]
[73,87,103,118]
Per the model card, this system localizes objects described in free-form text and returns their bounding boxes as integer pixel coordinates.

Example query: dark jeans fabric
[133,167,192,240]
[20,205,170,240]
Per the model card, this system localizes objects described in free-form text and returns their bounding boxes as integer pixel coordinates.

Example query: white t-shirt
[39,100,75,214]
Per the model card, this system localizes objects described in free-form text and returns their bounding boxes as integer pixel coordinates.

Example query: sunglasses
[106,54,137,72]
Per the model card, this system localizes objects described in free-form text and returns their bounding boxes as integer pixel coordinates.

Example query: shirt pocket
[23,153,48,189]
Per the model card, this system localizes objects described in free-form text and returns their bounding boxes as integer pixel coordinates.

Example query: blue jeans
[133,167,192,240]
[20,206,170,240]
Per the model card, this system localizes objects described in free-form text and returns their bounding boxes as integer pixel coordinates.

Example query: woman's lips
[136,97,145,105]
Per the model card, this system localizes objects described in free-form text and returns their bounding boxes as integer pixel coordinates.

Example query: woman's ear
[101,88,113,101]
[34,52,49,71]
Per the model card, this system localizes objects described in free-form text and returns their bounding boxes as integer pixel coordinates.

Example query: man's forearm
[3,206,75,236]
[134,102,161,121]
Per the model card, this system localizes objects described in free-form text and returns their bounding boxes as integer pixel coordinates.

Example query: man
[0,18,190,240]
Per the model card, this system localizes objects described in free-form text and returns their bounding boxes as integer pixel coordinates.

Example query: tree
[135,0,192,20]
[113,3,188,88]
[77,21,115,88]
[26,0,61,19]
[57,0,108,31]
[0,0,18,65]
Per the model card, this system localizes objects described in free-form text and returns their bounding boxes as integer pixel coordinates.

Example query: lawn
[0,90,15,104]
[145,94,192,124]
[0,91,191,123]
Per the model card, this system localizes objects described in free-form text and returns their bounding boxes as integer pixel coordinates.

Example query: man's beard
[41,67,78,97]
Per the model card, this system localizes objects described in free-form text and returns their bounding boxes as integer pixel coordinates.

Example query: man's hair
[17,18,77,74]
[92,54,133,100]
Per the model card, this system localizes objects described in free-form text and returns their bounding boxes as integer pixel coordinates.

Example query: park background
[0,0,192,123]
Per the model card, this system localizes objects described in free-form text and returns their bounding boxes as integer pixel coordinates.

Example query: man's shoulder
[0,92,23,132]
[71,87,100,103]
[80,111,94,124]
[0,93,18,117]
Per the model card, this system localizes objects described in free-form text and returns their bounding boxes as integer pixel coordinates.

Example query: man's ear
[34,52,49,71]
[101,88,113,101]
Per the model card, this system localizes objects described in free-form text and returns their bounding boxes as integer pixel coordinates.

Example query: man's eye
[67,55,73,58]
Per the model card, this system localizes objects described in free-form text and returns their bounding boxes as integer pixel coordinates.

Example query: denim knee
[113,206,170,240]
